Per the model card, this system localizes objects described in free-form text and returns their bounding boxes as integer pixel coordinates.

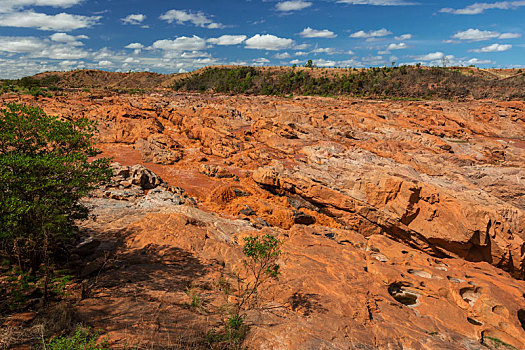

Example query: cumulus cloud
[350,28,392,38]
[387,42,407,50]
[440,1,525,15]
[294,43,310,50]
[98,60,113,67]
[245,34,294,50]
[313,59,336,67]
[473,43,512,52]
[0,0,83,12]
[38,45,88,59]
[276,1,312,11]
[0,35,89,59]
[50,32,87,45]
[125,43,144,49]
[121,14,146,25]
[299,27,337,38]
[0,11,100,31]
[273,52,291,59]
[312,47,340,55]
[207,35,247,45]
[452,28,521,41]
[414,52,444,61]
[125,42,144,54]
[464,58,493,65]
[151,35,208,51]
[252,57,270,65]
[337,0,416,5]
[0,36,46,53]
[159,9,224,29]
[395,34,412,40]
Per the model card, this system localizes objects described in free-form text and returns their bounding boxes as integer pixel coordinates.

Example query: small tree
[209,234,281,346]
[0,103,111,277]
[305,59,314,69]
[234,234,281,314]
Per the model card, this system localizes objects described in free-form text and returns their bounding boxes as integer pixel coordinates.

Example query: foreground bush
[0,103,110,275]
[44,325,109,350]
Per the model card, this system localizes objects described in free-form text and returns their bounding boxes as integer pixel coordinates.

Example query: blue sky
[0,0,524,78]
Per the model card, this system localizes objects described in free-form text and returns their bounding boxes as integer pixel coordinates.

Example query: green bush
[44,325,109,350]
[0,103,111,275]
[206,234,281,348]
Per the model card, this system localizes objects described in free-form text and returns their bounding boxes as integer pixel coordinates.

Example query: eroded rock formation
[2,90,525,349]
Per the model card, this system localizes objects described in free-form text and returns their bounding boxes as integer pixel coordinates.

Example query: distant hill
[11,65,525,100]
[171,65,525,100]
[30,69,179,89]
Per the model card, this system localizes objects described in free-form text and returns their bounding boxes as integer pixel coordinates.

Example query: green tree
[207,234,281,347]
[305,59,314,68]
[0,103,111,275]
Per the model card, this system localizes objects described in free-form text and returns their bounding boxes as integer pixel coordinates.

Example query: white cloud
[245,34,294,50]
[414,52,444,61]
[159,9,224,29]
[294,43,310,50]
[151,35,208,51]
[50,32,87,45]
[252,57,270,65]
[361,55,385,65]
[0,36,46,53]
[350,28,392,38]
[59,59,81,66]
[276,1,312,11]
[337,0,416,4]
[299,27,337,38]
[387,42,407,50]
[125,42,144,54]
[180,51,210,58]
[207,35,247,45]
[440,1,525,15]
[464,58,493,65]
[452,28,521,41]
[0,0,83,12]
[125,43,144,49]
[98,60,113,67]
[313,59,336,67]
[473,43,512,52]
[499,32,521,39]
[273,52,291,59]
[0,35,88,59]
[124,57,139,63]
[0,10,100,31]
[38,45,88,59]
[121,14,145,25]
[294,51,308,56]
[312,47,339,55]
[395,34,412,40]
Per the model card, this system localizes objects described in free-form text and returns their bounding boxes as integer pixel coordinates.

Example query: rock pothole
[467,317,483,326]
[518,309,525,331]
[447,276,465,283]
[388,282,420,307]
[371,252,389,262]
[460,287,482,307]
[407,269,432,278]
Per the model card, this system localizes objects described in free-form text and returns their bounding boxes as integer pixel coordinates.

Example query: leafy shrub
[0,103,111,275]
[207,234,281,348]
[44,325,109,350]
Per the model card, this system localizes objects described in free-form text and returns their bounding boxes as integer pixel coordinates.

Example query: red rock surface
[2,91,525,349]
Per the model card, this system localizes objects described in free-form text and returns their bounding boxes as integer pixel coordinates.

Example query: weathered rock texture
[2,91,525,349]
